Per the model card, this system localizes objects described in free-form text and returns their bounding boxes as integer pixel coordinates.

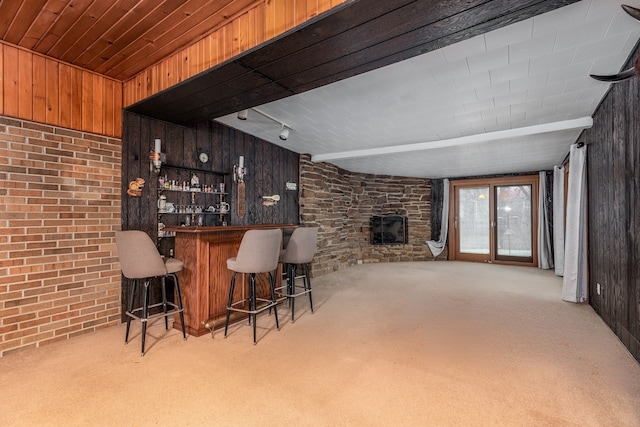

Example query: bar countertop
[163,223,297,234]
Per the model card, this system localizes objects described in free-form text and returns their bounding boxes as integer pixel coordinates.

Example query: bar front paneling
[166,224,295,336]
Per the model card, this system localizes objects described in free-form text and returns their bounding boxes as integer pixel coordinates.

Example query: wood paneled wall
[123,0,346,107]
[122,112,299,230]
[580,43,640,362]
[0,41,122,138]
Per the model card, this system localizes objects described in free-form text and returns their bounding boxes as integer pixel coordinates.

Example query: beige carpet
[1,261,639,426]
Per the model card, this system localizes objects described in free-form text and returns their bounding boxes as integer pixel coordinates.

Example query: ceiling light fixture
[279,126,290,140]
[235,107,292,141]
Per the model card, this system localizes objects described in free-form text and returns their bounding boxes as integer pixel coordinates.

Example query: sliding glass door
[450,176,538,266]
[457,186,491,262]
[495,185,533,263]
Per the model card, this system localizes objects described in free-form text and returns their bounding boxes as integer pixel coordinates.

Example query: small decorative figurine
[191,173,200,189]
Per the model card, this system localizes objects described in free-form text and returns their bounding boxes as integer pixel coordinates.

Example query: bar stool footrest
[227,298,278,315]
[126,301,183,322]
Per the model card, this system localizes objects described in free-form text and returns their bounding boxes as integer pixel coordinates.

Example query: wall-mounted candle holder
[233,155,246,182]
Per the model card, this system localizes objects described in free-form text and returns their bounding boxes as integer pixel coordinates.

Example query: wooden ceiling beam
[126,0,580,126]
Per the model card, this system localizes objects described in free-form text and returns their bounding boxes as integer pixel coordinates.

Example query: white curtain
[538,171,553,269]
[553,165,565,276]
[427,178,450,257]
[562,143,588,303]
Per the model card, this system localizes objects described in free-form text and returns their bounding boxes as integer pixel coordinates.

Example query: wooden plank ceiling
[0,0,260,80]
[126,0,579,126]
[0,0,579,126]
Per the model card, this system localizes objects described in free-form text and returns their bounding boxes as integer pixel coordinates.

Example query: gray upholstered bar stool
[115,230,186,356]
[278,227,318,322]
[224,228,282,344]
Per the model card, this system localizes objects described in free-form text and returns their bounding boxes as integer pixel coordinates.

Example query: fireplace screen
[371,215,408,245]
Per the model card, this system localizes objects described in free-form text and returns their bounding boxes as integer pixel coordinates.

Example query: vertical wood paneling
[284,0,296,29]
[123,0,345,107]
[1,40,122,137]
[265,0,282,39]
[584,39,640,362]
[70,66,83,131]
[114,80,122,135]
[308,0,323,18]
[0,43,3,115]
[186,43,196,78]
[630,75,640,358]
[92,73,103,134]
[32,55,47,123]
[46,59,59,126]
[294,0,306,25]
[248,5,264,49]
[232,13,247,58]
[3,45,18,117]
[81,70,92,132]
[104,78,115,137]
[18,49,33,119]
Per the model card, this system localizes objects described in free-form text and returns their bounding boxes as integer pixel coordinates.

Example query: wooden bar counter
[164,224,296,337]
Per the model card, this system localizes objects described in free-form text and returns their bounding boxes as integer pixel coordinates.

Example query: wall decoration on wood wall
[127,178,145,197]
[198,151,209,164]
[237,182,246,218]
[234,156,246,218]
[262,194,280,206]
[590,5,640,82]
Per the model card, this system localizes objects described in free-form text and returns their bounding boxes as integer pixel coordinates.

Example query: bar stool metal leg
[305,263,314,313]
[161,276,169,330]
[141,279,150,356]
[269,270,280,330]
[169,273,187,339]
[290,265,297,322]
[249,273,256,344]
[125,279,137,344]
[224,272,238,338]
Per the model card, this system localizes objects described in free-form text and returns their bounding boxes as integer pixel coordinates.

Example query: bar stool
[278,227,318,322]
[115,230,186,356]
[224,229,282,344]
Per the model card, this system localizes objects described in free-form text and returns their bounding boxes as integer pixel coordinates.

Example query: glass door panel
[450,176,538,266]
[495,185,533,262]
[458,187,490,255]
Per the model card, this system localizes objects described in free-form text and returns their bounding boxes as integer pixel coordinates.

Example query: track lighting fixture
[279,126,290,141]
[235,107,292,141]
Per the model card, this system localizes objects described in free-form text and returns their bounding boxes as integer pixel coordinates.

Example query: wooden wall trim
[123,0,346,107]
[0,40,123,138]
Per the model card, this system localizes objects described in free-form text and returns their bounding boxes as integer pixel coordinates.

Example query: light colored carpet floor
[1,261,639,426]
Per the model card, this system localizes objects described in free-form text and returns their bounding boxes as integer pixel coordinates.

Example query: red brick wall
[0,115,121,356]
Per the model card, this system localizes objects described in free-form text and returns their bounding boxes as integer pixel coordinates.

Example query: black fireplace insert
[371,215,408,245]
